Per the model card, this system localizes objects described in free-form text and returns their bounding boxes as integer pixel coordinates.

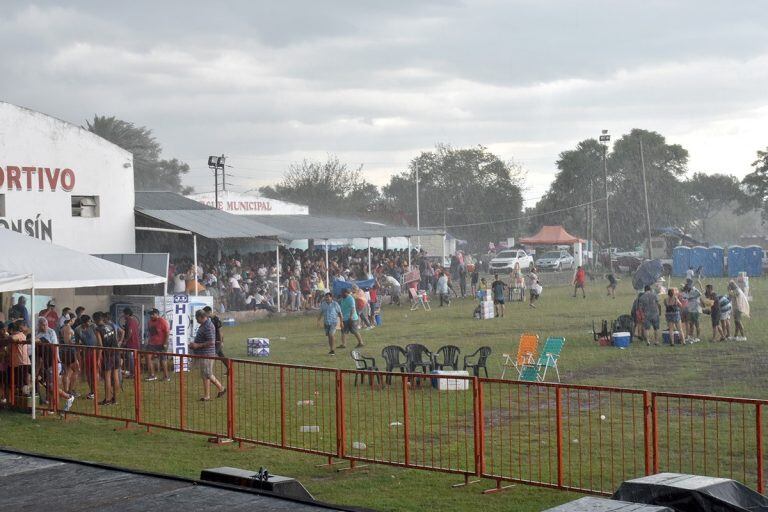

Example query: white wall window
[71,195,100,217]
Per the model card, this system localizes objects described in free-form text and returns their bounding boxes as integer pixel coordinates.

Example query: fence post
[643,391,652,475]
[473,377,481,475]
[556,386,564,488]
[403,375,410,467]
[757,403,764,494]
[52,345,60,412]
[336,370,345,458]
[133,350,141,423]
[92,348,99,416]
[652,393,659,474]
[478,377,485,475]
[280,366,286,448]
[179,355,186,430]
[227,359,235,439]
[9,345,15,407]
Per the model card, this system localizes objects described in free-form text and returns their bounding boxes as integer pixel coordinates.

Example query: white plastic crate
[430,370,470,391]
[247,337,270,357]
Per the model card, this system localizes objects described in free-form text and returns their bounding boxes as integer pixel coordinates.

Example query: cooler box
[222,318,236,327]
[430,370,470,391]
[613,332,631,348]
[661,331,681,345]
[481,300,495,319]
[247,337,270,357]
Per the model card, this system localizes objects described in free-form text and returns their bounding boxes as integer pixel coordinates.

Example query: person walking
[93,312,120,406]
[572,266,587,298]
[318,293,343,355]
[527,269,541,308]
[728,280,749,341]
[436,271,450,307]
[339,288,364,348]
[664,289,686,345]
[145,308,170,382]
[639,285,661,346]
[605,273,618,298]
[188,310,226,401]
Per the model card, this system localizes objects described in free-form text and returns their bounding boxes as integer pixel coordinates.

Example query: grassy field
[1,276,765,511]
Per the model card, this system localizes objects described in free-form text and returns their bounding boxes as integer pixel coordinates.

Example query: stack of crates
[480,300,495,319]
[247,338,270,357]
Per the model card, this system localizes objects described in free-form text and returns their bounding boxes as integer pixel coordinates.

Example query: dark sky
[2,1,766,201]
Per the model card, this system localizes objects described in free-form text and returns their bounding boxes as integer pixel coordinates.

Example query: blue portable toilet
[727,246,745,277]
[707,246,724,277]
[745,245,764,277]
[690,246,708,276]
[672,246,690,277]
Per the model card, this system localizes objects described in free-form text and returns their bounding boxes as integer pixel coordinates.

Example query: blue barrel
[727,246,745,277]
[745,245,764,277]
[707,246,724,277]
[672,246,691,277]
[690,246,708,276]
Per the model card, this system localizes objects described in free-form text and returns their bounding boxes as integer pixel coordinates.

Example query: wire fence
[0,342,764,495]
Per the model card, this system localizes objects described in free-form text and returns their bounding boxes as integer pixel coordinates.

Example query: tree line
[87,114,768,250]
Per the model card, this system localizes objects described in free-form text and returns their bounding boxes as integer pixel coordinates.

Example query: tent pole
[407,237,411,269]
[276,243,281,313]
[367,238,372,277]
[193,234,198,296]
[30,276,36,420]
[325,241,330,292]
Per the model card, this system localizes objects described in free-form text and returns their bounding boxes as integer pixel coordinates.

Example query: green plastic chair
[536,336,565,382]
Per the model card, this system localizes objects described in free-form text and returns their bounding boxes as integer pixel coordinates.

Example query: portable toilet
[745,245,764,277]
[690,246,708,276]
[707,246,724,277]
[671,246,690,277]
[727,246,745,277]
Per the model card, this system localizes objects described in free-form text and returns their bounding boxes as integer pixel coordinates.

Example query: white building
[0,102,136,253]
[187,190,309,215]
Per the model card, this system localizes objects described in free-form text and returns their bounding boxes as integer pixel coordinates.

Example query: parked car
[535,250,574,271]
[489,249,534,272]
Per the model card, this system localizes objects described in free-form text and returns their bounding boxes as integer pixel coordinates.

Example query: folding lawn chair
[501,332,539,379]
[409,288,431,311]
[518,336,566,383]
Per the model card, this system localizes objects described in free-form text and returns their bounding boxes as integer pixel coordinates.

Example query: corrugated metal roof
[244,215,443,240]
[135,191,212,211]
[137,210,286,239]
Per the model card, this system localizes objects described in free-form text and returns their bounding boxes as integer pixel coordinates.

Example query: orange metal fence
[0,342,765,495]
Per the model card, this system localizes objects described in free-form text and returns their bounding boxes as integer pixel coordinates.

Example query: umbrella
[632,259,664,291]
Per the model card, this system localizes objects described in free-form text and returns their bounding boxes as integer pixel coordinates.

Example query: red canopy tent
[520,225,586,266]
[519,225,585,245]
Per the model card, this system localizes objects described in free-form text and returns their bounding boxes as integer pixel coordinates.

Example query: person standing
[704,284,724,342]
[74,315,97,399]
[491,274,507,317]
[38,300,59,330]
[470,266,479,297]
[93,312,120,406]
[9,322,31,397]
[59,315,80,396]
[188,310,226,401]
[606,273,618,298]
[145,309,170,382]
[318,293,343,355]
[639,285,661,346]
[121,308,140,378]
[728,280,749,341]
[9,296,29,326]
[436,271,450,307]
[527,269,541,308]
[572,266,587,298]
[339,288,364,348]
[682,281,702,342]
[203,306,225,358]
[664,289,686,345]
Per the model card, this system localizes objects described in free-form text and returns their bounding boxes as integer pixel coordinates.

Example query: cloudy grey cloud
[1,1,766,200]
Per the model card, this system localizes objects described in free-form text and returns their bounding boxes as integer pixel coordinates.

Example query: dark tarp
[544,496,674,511]
[612,473,768,512]
[332,278,377,297]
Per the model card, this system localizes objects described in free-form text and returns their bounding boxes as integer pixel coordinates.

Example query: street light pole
[443,207,453,266]
[599,130,613,272]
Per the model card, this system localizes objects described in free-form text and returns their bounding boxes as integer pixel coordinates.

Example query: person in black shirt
[93,312,120,406]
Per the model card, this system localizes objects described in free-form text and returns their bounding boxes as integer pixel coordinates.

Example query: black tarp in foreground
[543,496,674,511]
[612,473,768,512]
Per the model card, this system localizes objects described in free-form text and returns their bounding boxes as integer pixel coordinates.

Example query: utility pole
[589,180,594,269]
[220,154,227,191]
[599,130,613,272]
[415,161,421,247]
[639,139,653,259]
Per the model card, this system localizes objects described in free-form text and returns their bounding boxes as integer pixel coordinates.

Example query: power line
[423,197,606,229]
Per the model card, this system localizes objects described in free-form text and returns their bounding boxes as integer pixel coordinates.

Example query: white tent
[0,229,166,419]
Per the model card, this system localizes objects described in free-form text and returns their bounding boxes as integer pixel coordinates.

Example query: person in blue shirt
[491,274,507,318]
[339,288,364,349]
[317,292,343,355]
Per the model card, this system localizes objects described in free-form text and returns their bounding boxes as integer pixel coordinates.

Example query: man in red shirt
[39,300,59,330]
[572,266,587,299]
[145,308,170,381]
[122,308,141,377]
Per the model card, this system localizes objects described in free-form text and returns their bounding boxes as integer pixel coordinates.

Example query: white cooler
[430,370,470,391]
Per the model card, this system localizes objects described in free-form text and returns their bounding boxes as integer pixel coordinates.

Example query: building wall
[0,102,136,253]
[188,191,309,215]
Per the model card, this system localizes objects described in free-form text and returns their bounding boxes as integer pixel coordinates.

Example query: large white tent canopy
[0,229,166,419]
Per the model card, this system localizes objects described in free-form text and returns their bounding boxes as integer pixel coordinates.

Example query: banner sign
[156,294,213,372]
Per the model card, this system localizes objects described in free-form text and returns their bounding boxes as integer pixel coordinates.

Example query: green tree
[86,115,192,193]
[259,155,379,216]
[382,144,525,248]
[741,146,768,220]
[684,173,744,240]
[534,129,691,248]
